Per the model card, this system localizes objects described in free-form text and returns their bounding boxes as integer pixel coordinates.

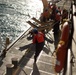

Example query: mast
[41,0,48,11]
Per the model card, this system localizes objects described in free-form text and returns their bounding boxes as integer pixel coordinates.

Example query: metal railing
[63,1,76,75]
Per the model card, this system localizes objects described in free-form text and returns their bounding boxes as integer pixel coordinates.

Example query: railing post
[5,37,10,49]
[2,37,10,57]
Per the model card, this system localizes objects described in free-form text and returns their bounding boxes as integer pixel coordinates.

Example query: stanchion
[3,37,10,57]
[6,64,14,75]
[11,58,18,69]
[5,37,10,48]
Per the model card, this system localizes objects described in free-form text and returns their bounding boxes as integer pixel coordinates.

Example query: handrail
[62,1,75,75]
[6,27,31,51]
[66,49,71,75]
[63,1,76,75]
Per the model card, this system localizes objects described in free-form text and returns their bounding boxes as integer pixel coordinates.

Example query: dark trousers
[34,42,44,61]
[53,21,60,48]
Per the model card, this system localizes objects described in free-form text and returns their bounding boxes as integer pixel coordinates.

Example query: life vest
[55,21,70,73]
[33,32,44,43]
[43,10,50,19]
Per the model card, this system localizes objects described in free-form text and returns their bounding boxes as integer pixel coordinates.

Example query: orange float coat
[33,32,44,43]
[55,21,70,73]
[43,10,50,20]
[55,12,61,21]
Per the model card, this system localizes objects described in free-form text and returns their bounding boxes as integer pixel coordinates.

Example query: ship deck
[0,28,56,75]
[0,0,76,75]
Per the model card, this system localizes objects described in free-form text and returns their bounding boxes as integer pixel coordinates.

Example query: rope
[45,35,58,75]
[51,52,57,75]
[20,67,28,75]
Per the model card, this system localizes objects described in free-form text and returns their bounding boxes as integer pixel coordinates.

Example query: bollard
[11,58,18,69]
[6,37,10,45]
[5,37,10,49]
[6,64,14,75]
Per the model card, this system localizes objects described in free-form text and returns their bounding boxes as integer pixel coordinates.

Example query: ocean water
[0,0,43,50]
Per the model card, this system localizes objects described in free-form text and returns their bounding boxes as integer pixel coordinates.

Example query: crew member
[30,28,45,62]
[50,3,57,20]
[53,9,61,49]
[43,8,50,22]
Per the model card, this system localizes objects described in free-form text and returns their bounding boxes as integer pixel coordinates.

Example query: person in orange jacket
[42,8,50,22]
[30,28,45,62]
[50,3,57,20]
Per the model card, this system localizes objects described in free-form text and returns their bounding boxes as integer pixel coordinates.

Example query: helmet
[32,28,38,34]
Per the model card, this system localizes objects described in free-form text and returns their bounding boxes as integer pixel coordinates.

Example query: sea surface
[0,0,43,50]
